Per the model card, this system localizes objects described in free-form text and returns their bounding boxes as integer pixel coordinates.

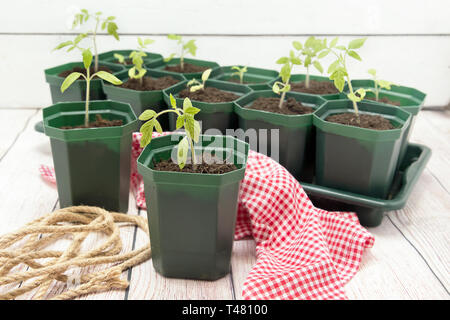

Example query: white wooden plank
[0,0,449,34]
[0,109,36,159]
[126,209,234,300]
[230,240,256,300]
[0,35,449,108]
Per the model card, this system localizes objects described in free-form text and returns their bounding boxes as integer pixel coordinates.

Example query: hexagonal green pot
[102,68,186,128]
[151,58,220,80]
[97,50,164,69]
[314,100,411,198]
[44,61,124,104]
[43,100,138,212]
[137,134,249,280]
[163,79,252,134]
[271,74,340,100]
[234,90,326,182]
[211,65,278,90]
[349,79,426,170]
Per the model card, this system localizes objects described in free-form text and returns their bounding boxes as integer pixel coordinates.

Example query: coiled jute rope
[0,206,151,300]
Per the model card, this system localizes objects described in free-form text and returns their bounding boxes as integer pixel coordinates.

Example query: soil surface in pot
[325,113,395,130]
[367,97,401,106]
[61,114,123,129]
[247,97,314,115]
[58,66,113,79]
[119,76,179,91]
[164,63,208,73]
[179,87,239,103]
[290,80,339,95]
[115,58,132,65]
[153,154,237,174]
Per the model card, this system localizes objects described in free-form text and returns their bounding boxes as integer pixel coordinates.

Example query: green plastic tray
[301,143,431,227]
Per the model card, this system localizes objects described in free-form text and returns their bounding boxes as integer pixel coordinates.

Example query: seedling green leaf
[187,69,212,92]
[54,9,120,72]
[139,96,201,170]
[273,48,302,109]
[366,68,395,101]
[166,34,197,71]
[231,66,248,84]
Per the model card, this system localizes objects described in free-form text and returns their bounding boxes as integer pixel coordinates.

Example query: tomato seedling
[272,51,302,109]
[231,66,248,84]
[164,34,197,71]
[367,68,395,102]
[324,37,367,119]
[139,94,201,170]
[60,48,122,127]
[186,69,212,92]
[292,37,327,88]
[54,9,119,72]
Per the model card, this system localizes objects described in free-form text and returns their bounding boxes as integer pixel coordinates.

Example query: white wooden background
[0,0,449,108]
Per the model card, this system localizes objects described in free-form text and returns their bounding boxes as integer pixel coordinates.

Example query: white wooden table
[0,107,449,300]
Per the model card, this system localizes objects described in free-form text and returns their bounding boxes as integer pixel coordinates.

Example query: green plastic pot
[102,68,186,128]
[234,90,326,182]
[314,100,411,199]
[303,143,431,227]
[163,79,252,134]
[137,134,249,280]
[348,80,426,170]
[44,61,124,104]
[97,50,164,69]
[211,65,278,90]
[43,100,138,212]
[151,58,220,80]
[271,74,340,100]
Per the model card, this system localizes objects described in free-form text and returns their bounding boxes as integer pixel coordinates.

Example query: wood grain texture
[1,0,448,34]
[0,35,449,108]
[230,240,256,300]
[0,109,36,159]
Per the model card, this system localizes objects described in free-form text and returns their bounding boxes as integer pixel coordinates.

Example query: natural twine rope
[0,206,151,300]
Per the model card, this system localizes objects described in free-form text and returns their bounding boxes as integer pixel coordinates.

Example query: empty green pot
[44,61,124,104]
[43,100,138,212]
[97,50,164,69]
[151,58,220,80]
[163,79,252,134]
[211,65,278,90]
[234,90,326,182]
[349,79,426,170]
[137,134,249,280]
[314,100,411,198]
[102,68,186,128]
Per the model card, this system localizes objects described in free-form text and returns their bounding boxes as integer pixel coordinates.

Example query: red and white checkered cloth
[40,132,374,300]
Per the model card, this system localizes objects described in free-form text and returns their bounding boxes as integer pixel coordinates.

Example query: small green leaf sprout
[231,66,248,84]
[272,50,302,109]
[186,68,212,92]
[292,37,328,88]
[54,9,120,72]
[113,53,126,65]
[60,47,122,127]
[324,37,367,120]
[164,34,197,71]
[139,94,201,170]
[116,37,155,86]
[367,69,395,102]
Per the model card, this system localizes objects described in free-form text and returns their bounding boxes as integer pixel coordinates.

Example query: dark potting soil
[290,80,339,95]
[164,63,208,74]
[325,113,395,130]
[61,114,123,129]
[367,96,401,106]
[117,58,133,65]
[179,87,239,103]
[119,76,180,91]
[153,154,237,174]
[58,66,113,79]
[248,97,314,115]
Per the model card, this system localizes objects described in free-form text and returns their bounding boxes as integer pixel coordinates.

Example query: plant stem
[305,66,310,89]
[189,137,196,171]
[180,49,184,71]
[93,18,99,72]
[346,78,360,122]
[375,81,379,101]
[240,72,244,84]
[85,69,91,127]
